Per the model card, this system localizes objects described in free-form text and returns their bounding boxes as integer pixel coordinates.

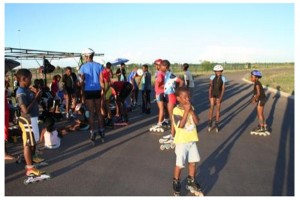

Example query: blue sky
[4,3,294,67]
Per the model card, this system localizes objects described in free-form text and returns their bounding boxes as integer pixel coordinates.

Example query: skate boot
[26,166,45,177]
[264,125,270,136]
[98,129,105,143]
[215,121,219,133]
[160,138,175,150]
[149,124,164,132]
[90,130,96,144]
[186,176,204,196]
[250,125,266,136]
[24,166,51,185]
[173,178,181,196]
[208,120,213,132]
[159,134,173,143]
[162,119,170,129]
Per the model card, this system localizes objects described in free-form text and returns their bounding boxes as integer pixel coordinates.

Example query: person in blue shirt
[79,48,105,142]
[15,68,46,177]
[162,60,184,136]
[127,68,139,106]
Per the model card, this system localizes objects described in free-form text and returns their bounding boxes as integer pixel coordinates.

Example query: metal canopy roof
[5,47,104,60]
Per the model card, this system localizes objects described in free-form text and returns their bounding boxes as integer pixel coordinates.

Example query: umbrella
[111,58,129,66]
[5,59,20,72]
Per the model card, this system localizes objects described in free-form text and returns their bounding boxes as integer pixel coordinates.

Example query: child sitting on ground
[64,104,90,131]
[40,117,62,149]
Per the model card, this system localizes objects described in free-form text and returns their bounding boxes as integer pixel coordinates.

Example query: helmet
[213,65,224,71]
[154,59,163,65]
[136,69,144,76]
[251,70,262,78]
[81,48,95,56]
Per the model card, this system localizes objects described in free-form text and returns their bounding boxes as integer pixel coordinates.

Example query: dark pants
[142,90,151,113]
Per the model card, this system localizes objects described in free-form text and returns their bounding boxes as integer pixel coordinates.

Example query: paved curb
[242,78,294,100]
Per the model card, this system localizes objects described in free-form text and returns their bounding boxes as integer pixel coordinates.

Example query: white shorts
[175,142,200,168]
[30,117,40,142]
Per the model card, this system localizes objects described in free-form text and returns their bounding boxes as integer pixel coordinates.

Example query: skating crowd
[5,48,268,195]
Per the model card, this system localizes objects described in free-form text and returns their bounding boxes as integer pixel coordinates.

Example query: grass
[7,64,294,95]
[243,66,294,95]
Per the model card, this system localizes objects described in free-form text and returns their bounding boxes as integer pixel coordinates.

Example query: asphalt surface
[4,71,294,196]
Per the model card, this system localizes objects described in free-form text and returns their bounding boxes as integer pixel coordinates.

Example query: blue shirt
[164,71,178,95]
[16,86,39,119]
[128,71,138,89]
[79,61,104,91]
[210,75,226,83]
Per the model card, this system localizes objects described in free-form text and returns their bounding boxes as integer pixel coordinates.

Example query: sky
[3,2,295,68]
[1,1,299,197]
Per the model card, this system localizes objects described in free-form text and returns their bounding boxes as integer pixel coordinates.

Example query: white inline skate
[159,134,175,150]
[149,124,165,133]
[250,126,270,136]
[186,176,204,196]
[24,173,51,185]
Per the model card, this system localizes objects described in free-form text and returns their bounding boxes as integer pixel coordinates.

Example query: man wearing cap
[79,48,105,142]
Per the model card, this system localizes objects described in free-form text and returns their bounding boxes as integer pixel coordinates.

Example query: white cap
[81,48,95,56]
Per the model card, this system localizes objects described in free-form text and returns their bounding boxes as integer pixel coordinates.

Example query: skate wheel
[160,145,165,151]
[24,178,31,185]
[159,138,165,143]
[166,145,170,150]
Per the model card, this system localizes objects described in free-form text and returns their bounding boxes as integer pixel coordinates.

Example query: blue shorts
[175,142,200,168]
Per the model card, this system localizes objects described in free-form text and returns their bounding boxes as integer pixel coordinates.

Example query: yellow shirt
[172,105,199,144]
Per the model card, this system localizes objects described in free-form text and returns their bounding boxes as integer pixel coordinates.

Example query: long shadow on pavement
[194,108,257,195]
[272,94,294,196]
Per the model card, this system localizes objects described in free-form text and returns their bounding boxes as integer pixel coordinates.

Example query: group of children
[150,59,268,195]
[10,53,269,195]
[149,59,201,195]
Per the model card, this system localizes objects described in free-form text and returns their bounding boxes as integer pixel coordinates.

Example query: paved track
[5,71,294,196]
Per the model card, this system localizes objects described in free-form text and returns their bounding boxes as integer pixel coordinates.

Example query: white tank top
[44,130,61,149]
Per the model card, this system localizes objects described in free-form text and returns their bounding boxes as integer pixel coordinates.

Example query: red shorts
[166,93,176,105]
